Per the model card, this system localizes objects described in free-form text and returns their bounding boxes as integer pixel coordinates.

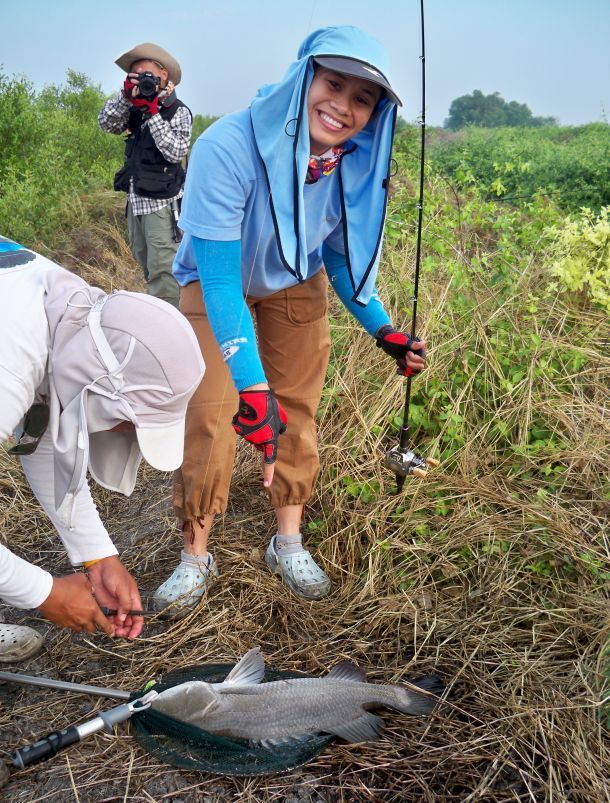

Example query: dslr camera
[137,71,161,99]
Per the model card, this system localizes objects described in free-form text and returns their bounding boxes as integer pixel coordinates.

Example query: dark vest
[113,94,190,199]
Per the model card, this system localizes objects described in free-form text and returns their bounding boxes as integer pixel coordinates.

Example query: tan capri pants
[173,269,331,519]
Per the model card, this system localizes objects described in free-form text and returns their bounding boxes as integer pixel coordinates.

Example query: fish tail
[395,674,444,715]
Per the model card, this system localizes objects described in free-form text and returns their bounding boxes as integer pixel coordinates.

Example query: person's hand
[123,73,140,100]
[86,556,143,639]
[38,573,114,635]
[375,325,427,376]
[232,387,287,488]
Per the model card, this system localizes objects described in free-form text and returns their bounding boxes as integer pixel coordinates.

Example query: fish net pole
[0,670,130,700]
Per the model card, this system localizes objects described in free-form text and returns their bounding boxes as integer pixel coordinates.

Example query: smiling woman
[154,25,427,615]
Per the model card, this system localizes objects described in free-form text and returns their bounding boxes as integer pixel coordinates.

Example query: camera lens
[137,72,160,99]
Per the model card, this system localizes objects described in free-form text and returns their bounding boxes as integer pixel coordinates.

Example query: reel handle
[12,727,80,768]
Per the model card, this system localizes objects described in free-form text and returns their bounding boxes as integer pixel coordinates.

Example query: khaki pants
[127,204,180,308]
[173,269,331,519]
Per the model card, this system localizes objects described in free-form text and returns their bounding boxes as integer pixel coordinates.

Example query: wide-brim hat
[313,56,401,106]
[115,43,182,85]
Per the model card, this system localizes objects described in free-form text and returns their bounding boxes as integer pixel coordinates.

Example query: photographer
[99,43,192,308]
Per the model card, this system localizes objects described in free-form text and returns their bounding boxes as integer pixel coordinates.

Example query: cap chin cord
[87,296,130,394]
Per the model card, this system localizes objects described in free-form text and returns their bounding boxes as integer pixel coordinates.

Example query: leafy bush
[0,70,123,246]
[547,206,610,312]
[445,89,557,129]
[427,123,610,213]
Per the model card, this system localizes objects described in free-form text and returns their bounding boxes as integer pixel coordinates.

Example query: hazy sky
[2,0,609,126]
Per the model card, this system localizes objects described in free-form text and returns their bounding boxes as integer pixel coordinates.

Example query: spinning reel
[384,447,440,480]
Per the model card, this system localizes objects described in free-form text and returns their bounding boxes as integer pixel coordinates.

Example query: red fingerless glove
[232,390,288,464]
[375,325,427,377]
[130,95,161,116]
[123,78,137,100]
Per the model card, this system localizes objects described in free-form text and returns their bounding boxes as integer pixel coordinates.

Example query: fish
[151,647,443,746]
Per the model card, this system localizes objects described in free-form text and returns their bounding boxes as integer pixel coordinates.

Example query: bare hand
[87,557,144,639]
[38,574,113,635]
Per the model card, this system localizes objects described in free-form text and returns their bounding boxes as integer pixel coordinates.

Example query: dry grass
[0,208,608,802]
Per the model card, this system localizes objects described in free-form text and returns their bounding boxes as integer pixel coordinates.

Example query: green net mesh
[130,663,331,776]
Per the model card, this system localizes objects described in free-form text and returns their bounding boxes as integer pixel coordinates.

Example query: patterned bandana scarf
[305,146,346,184]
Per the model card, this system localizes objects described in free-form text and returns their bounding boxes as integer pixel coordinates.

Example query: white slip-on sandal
[153,551,218,614]
[265,536,331,600]
[0,624,44,663]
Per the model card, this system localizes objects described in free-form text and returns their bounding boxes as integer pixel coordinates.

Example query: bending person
[0,237,204,660]
[156,26,425,612]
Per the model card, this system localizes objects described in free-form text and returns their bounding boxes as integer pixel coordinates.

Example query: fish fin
[411,674,444,697]
[398,674,444,715]
[327,712,385,743]
[222,647,265,686]
[327,662,367,682]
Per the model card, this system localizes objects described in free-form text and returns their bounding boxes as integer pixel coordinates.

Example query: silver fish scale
[192,677,412,741]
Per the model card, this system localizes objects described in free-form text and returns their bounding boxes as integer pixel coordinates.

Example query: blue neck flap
[250,26,398,305]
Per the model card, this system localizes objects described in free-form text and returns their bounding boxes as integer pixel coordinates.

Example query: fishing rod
[384,0,439,492]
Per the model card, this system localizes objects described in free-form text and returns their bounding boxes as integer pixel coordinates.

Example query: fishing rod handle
[12,727,81,769]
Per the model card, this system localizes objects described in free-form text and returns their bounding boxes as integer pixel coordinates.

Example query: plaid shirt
[99,94,192,215]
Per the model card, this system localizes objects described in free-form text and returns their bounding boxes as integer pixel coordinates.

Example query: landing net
[130,662,331,776]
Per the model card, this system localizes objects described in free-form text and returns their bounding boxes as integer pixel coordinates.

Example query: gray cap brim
[313,56,402,106]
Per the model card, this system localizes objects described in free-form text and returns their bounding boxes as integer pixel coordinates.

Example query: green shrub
[547,206,610,312]
[427,123,610,213]
[0,70,123,246]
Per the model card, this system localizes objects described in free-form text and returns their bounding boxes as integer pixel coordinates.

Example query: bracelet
[83,558,103,569]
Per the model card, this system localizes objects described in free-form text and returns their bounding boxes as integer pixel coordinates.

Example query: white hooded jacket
[0,251,116,608]
[0,238,205,609]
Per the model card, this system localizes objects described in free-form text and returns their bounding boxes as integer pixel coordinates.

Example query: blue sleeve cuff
[323,244,391,336]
